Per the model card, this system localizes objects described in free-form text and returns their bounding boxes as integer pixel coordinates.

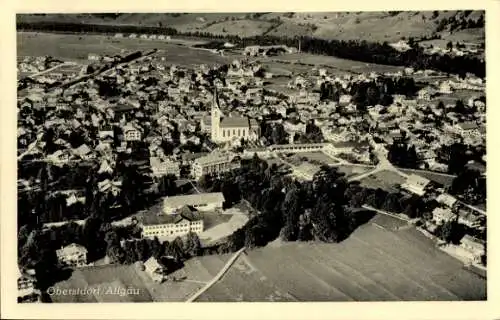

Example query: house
[435,193,458,209]
[417,88,432,101]
[72,144,95,160]
[460,235,485,263]
[18,267,37,299]
[163,193,225,214]
[339,95,352,106]
[150,157,180,178]
[400,174,432,196]
[141,206,204,239]
[143,256,166,282]
[122,123,142,142]
[432,207,456,225]
[457,209,483,228]
[56,243,88,267]
[191,152,241,179]
[47,150,71,163]
[455,121,481,137]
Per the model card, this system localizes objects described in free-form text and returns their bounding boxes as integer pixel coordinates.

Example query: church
[201,89,260,144]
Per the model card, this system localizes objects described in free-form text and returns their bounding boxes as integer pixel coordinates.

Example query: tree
[184,232,201,257]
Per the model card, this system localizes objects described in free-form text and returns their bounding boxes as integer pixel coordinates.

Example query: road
[20,61,77,80]
[185,247,246,302]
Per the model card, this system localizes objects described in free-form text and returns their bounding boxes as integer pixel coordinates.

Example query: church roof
[220,117,250,128]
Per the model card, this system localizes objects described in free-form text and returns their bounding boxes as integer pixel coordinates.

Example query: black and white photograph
[11,8,489,307]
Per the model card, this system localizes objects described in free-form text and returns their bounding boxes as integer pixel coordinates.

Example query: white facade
[191,153,240,179]
[142,219,203,239]
[163,193,225,214]
[56,243,88,267]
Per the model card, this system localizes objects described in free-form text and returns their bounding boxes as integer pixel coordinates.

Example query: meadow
[17,32,230,66]
[197,214,486,302]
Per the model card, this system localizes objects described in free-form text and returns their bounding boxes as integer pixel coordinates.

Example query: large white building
[202,89,260,144]
[191,152,240,179]
[150,157,180,178]
[163,192,225,214]
[56,243,88,268]
[141,206,204,239]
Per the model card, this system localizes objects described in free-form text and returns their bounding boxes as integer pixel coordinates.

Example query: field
[400,169,456,187]
[204,20,274,37]
[336,165,374,179]
[271,53,404,74]
[292,152,339,166]
[359,170,407,192]
[17,32,230,66]
[51,254,233,302]
[197,214,486,302]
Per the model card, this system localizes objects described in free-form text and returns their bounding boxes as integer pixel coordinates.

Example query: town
[16,12,486,303]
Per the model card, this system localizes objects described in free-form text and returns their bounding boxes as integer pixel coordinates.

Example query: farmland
[359,170,407,192]
[197,214,486,302]
[50,254,233,302]
[17,32,230,66]
[263,53,404,74]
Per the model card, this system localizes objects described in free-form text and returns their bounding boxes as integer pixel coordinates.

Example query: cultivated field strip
[198,216,486,301]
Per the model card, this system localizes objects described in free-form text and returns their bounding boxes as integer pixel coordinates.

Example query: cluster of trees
[18,212,202,289]
[294,121,324,143]
[435,13,484,33]
[18,21,485,78]
[387,141,419,169]
[261,122,289,145]
[448,169,486,205]
[320,76,418,109]
[200,156,431,254]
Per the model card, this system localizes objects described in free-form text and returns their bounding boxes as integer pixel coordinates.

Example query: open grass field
[273,53,404,74]
[336,165,374,179]
[199,214,249,246]
[51,254,234,302]
[197,214,486,302]
[17,32,230,66]
[399,169,456,187]
[293,151,339,166]
[204,20,273,37]
[359,170,406,192]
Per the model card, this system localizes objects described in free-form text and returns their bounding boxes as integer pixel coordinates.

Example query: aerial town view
[16,11,486,303]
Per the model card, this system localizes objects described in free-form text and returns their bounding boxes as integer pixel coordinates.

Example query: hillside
[196,214,486,302]
[17,11,485,44]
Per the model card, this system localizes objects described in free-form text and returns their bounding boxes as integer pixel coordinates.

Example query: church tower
[211,87,221,142]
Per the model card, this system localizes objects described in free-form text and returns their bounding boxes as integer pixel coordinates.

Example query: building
[432,207,456,225]
[455,121,481,137]
[123,123,142,142]
[56,243,88,267]
[436,193,458,208]
[141,206,204,239]
[400,174,432,196]
[163,193,225,214]
[457,209,483,228]
[270,143,328,154]
[191,152,240,180]
[18,268,36,299]
[460,235,485,263]
[143,256,166,282]
[150,157,180,178]
[207,88,260,143]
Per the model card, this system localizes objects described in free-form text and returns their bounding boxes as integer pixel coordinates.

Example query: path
[361,205,411,223]
[21,61,76,80]
[185,247,246,302]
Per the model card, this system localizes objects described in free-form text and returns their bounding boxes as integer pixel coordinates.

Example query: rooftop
[142,206,202,226]
[163,193,225,212]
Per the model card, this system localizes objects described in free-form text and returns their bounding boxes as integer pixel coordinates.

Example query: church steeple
[211,87,221,142]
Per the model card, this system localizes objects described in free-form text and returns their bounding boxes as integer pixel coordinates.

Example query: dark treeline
[18,21,485,78]
[197,155,430,254]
